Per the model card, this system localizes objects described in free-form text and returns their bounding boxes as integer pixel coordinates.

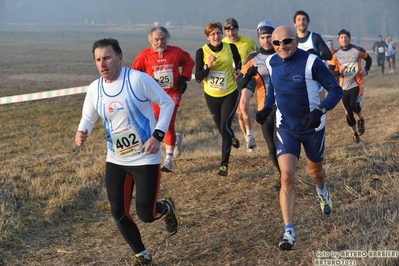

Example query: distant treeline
[1,0,398,38]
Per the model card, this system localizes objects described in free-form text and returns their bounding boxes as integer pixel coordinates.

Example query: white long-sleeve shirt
[77,67,174,166]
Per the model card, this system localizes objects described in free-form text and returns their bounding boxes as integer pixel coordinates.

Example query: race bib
[111,127,143,158]
[154,69,174,88]
[378,47,385,53]
[207,71,227,91]
[343,63,358,77]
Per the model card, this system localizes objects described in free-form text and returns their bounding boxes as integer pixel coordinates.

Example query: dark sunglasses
[272,37,296,46]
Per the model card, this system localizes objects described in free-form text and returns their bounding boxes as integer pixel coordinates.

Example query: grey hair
[147,26,170,41]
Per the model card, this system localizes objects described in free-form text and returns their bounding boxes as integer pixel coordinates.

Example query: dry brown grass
[0,27,398,266]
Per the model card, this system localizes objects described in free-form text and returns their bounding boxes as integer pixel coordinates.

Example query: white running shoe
[279,230,297,250]
[246,135,257,151]
[161,159,173,172]
[174,132,182,158]
[317,186,333,215]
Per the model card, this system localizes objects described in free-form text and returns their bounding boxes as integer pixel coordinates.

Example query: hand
[302,108,323,129]
[245,66,258,79]
[177,77,188,94]
[256,107,272,125]
[307,48,318,56]
[75,129,88,146]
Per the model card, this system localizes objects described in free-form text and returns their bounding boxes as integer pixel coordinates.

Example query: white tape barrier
[0,86,89,105]
[0,74,197,105]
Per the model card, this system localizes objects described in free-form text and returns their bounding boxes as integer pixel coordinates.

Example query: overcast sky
[1,0,398,38]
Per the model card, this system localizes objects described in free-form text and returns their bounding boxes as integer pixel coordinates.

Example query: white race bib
[343,63,358,77]
[111,127,143,158]
[154,69,174,88]
[207,71,227,91]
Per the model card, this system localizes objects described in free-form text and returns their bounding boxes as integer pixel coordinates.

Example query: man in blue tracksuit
[256,25,343,251]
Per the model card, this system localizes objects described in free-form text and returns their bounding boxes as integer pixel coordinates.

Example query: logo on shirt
[108,101,124,114]
[292,75,303,82]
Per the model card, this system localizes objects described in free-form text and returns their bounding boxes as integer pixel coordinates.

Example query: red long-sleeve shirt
[132,45,194,96]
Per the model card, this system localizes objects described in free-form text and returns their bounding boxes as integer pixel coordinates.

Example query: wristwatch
[203,64,209,70]
[317,107,327,114]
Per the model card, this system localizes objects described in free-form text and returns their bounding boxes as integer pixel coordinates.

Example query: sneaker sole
[161,165,173,172]
[279,242,297,250]
[217,170,228,176]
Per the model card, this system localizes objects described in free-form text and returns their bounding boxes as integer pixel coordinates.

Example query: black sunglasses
[272,37,296,46]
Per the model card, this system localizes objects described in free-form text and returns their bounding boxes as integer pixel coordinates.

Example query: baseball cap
[337,29,351,39]
[257,19,274,35]
[224,18,239,30]
[326,40,333,46]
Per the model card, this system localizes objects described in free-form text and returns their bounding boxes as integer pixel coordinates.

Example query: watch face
[322,108,327,114]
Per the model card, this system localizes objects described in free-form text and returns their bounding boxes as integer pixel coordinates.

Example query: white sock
[136,250,151,260]
[316,184,327,194]
[246,129,253,136]
[166,150,173,161]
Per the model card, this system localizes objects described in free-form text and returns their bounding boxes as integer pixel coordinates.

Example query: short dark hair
[293,10,310,23]
[92,38,122,58]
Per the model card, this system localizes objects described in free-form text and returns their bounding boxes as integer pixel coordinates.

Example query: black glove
[302,108,323,129]
[307,48,319,56]
[177,77,188,94]
[245,66,258,79]
[256,107,272,125]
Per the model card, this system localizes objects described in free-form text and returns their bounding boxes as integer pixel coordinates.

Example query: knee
[280,172,295,189]
[136,209,156,223]
[239,101,249,114]
[110,206,126,222]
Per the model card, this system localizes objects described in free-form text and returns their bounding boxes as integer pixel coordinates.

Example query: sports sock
[316,184,327,194]
[166,150,173,161]
[284,224,295,235]
[136,250,151,260]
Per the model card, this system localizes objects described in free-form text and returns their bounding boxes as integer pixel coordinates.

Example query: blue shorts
[275,127,325,162]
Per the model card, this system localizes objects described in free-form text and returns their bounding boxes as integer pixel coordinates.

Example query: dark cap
[337,29,351,39]
[224,18,239,30]
[378,35,382,38]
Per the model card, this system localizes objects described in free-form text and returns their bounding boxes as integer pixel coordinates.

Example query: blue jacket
[265,48,343,133]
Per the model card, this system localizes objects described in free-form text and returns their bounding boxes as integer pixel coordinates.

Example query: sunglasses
[272,37,296,46]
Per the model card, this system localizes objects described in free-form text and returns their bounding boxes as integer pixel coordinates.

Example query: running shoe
[161,159,173,172]
[174,132,182,158]
[279,230,297,250]
[161,197,180,235]
[352,132,360,144]
[317,186,333,215]
[232,136,240,148]
[246,135,257,152]
[132,254,153,266]
[217,165,228,176]
[357,118,365,136]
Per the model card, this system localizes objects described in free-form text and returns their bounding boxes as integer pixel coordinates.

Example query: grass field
[0,26,398,266]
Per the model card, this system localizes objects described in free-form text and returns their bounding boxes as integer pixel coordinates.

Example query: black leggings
[261,106,280,173]
[342,87,361,127]
[204,89,239,166]
[377,53,385,73]
[105,162,168,254]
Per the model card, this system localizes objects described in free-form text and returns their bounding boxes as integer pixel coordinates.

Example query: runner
[222,18,258,152]
[132,26,194,172]
[258,26,342,250]
[236,19,281,179]
[195,21,241,176]
[75,38,180,266]
[328,29,372,143]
